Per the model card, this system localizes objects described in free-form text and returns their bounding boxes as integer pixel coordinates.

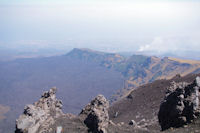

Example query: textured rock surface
[15,87,63,133]
[158,77,200,130]
[80,95,109,133]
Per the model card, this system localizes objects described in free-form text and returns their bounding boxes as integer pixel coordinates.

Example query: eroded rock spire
[80,94,109,133]
[158,77,200,130]
[15,87,63,133]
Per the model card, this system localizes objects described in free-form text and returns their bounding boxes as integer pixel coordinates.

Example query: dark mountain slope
[109,73,200,130]
[15,75,200,133]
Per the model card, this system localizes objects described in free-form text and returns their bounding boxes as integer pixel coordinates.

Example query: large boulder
[15,87,63,133]
[158,77,200,130]
[80,95,109,133]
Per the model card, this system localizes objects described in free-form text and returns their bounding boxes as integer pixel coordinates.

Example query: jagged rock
[80,95,109,133]
[158,77,200,130]
[15,88,152,133]
[15,87,63,133]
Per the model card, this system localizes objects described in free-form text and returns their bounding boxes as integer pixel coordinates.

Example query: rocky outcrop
[158,77,200,130]
[80,95,109,133]
[15,87,63,133]
[15,87,151,133]
[15,89,111,133]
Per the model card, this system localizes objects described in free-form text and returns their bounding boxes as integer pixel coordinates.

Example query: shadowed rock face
[80,95,109,133]
[158,77,200,131]
[15,87,63,133]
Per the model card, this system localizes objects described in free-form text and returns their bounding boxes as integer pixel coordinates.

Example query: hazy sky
[0,0,200,54]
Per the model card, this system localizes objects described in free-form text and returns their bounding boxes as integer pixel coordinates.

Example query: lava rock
[80,95,109,133]
[158,77,200,130]
[15,87,63,133]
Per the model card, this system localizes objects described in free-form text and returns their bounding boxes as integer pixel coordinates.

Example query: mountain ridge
[1,48,200,132]
[65,48,200,101]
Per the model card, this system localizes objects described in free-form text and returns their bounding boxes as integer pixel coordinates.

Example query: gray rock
[80,95,109,133]
[158,77,200,130]
[15,87,63,133]
[129,120,137,127]
[196,76,200,87]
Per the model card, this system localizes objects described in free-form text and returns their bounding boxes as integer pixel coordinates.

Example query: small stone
[109,120,115,126]
[129,120,137,126]
[120,122,124,125]
[183,125,188,128]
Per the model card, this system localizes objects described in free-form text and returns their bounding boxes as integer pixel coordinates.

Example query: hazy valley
[1,48,200,132]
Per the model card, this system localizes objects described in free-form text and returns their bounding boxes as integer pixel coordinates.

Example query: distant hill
[67,48,200,89]
[66,48,125,68]
[1,48,200,132]
[66,49,200,101]
[120,56,200,88]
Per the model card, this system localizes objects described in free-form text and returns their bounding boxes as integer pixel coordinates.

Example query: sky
[0,0,200,57]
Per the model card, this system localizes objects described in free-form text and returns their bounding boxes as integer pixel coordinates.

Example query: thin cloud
[138,36,200,54]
